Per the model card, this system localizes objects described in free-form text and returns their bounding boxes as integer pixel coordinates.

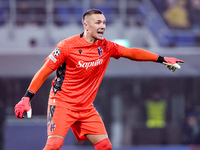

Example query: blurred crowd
[1,0,199,29]
[0,0,199,48]
[0,0,117,26]
[0,0,145,27]
[152,0,200,29]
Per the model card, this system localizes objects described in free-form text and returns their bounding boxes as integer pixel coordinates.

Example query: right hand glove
[15,97,32,119]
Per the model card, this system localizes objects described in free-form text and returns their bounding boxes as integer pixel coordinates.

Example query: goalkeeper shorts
[47,103,107,141]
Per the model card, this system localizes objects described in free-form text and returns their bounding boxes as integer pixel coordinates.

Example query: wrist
[156,56,165,63]
[23,90,35,100]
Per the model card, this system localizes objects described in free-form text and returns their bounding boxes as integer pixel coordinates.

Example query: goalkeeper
[14,9,184,150]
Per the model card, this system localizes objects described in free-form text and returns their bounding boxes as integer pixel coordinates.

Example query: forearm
[28,70,49,94]
[122,47,158,62]
[27,63,54,94]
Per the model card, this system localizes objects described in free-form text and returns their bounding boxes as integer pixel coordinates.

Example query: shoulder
[103,39,120,50]
[66,34,80,42]
[99,38,115,47]
[58,34,81,47]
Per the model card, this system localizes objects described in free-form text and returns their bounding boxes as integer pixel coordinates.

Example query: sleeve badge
[54,48,61,57]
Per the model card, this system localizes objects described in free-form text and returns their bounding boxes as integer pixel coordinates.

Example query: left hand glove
[163,57,184,72]
[156,56,184,72]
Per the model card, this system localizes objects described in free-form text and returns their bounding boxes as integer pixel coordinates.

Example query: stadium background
[0,0,200,149]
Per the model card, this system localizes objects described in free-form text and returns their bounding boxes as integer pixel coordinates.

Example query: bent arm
[122,47,158,62]
[28,63,54,94]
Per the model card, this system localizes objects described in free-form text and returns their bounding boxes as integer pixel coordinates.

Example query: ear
[83,22,89,31]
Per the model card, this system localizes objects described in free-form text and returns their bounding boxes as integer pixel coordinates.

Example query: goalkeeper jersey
[44,33,124,111]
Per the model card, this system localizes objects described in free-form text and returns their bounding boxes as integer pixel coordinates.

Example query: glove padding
[15,97,32,119]
[162,57,184,72]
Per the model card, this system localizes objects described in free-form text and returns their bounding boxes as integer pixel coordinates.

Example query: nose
[101,23,106,29]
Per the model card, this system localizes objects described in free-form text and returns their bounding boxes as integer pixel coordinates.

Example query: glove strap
[156,56,165,63]
[23,90,35,100]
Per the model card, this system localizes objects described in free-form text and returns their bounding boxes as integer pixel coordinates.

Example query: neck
[83,31,97,44]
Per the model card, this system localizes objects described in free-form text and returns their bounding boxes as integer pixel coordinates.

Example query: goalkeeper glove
[156,56,184,72]
[14,90,34,119]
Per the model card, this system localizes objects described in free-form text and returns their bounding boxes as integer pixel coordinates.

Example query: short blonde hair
[82,9,103,23]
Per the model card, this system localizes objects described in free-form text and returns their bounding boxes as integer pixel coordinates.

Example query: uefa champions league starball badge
[54,48,60,56]
[97,46,103,56]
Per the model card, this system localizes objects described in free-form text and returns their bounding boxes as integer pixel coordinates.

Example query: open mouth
[97,31,104,35]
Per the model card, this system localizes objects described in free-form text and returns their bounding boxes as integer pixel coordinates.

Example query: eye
[95,21,101,24]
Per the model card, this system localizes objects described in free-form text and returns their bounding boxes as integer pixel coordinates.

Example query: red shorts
[47,104,107,141]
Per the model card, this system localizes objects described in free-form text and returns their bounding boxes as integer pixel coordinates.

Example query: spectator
[140,89,169,145]
[181,112,200,145]
[145,90,167,128]
[163,0,190,29]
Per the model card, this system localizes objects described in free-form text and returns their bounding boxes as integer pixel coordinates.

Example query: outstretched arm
[15,63,54,119]
[121,47,184,71]
[122,47,158,61]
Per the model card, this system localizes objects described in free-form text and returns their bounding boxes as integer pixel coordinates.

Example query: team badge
[97,46,103,56]
[50,122,56,132]
[54,48,60,56]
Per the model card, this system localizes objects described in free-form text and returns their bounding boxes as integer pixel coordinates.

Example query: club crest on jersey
[50,122,56,132]
[97,46,103,56]
[54,48,60,57]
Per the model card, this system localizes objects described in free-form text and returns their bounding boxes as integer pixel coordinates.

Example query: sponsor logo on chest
[76,46,104,69]
[76,59,103,69]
